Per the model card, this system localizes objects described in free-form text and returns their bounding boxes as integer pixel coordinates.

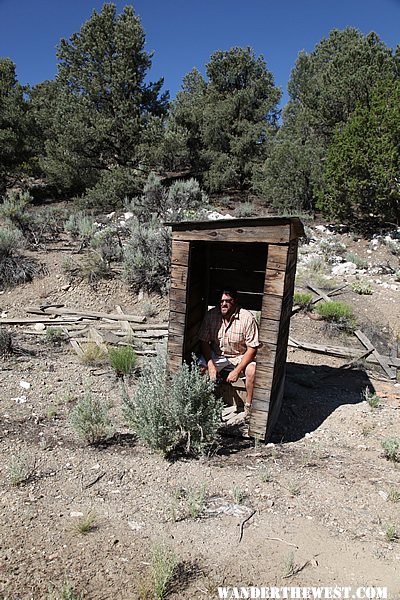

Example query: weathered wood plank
[170,265,188,289]
[354,330,397,379]
[209,269,265,298]
[266,245,289,271]
[263,268,286,296]
[168,339,184,355]
[168,311,186,326]
[168,299,186,314]
[26,306,146,323]
[208,243,267,272]
[169,287,187,304]
[173,225,291,244]
[261,295,283,320]
[171,240,190,266]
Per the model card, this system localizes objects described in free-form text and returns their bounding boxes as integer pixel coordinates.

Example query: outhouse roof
[166,216,305,243]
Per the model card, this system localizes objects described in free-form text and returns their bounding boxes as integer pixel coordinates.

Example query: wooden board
[170,264,188,290]
[207,242,268,272]
[173,225,291,244]
[171,240,190,266]
[265,245,289,271]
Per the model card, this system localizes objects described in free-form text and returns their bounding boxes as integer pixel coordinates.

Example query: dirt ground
[0,223,399,599]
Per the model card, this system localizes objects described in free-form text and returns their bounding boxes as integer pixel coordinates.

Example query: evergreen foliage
[170,47,281,192]
[37,3,168,198]
[0,59,33,191]
[318,78,400,223]
[260,28,399,216]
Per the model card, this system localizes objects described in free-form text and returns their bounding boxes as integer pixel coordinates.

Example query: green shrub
[351,280,373,295]
[45,326,66,345]
[78,251,111,285]
[108,345,137,377]
[64,212,96,247]
[314,300,356,332]
[0,225,44,287]
[362,387,380,408]
[0,190,31,232]
[319,239,347,259]
[233,202,256,218]
[123,354,223,455]
[7,451,34,486]
[385,239,400,256]
[381,437,400,463]
[77,165,143,209]
[293,291,313,308]
[69,391,113,445]
[123,217,171,294]
[126,172,208,223]
[345,252,368,269]
[151,544,178,600]
[90,226,123,263]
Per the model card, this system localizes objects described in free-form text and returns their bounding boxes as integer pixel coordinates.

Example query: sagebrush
[69,391,113,444]
[123,354,223,455]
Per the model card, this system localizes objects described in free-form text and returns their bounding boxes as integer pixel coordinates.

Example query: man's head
[219,288,238,318]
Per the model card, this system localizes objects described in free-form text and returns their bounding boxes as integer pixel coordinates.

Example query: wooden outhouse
[166,217,305,441]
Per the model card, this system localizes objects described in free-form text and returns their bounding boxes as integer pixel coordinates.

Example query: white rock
[70,511,84,517]
[106,212,115,219]
[13,396,27,404]
[332,262,357,276]
[19,380,30,390]
[34,323,46,331]
[124,212,134,221]
[315,225,327,233]
[128,520,144,531]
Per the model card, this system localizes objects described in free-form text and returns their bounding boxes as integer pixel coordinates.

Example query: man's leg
[244,362,256,414]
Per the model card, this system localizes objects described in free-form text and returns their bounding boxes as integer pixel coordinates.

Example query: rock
[128,520,144,531]
[124,212,134,221]
[13,396,27,404]
[19,380,30,390]
[332,262,357,276]
[33,323,46,332]
[70,511,84,517]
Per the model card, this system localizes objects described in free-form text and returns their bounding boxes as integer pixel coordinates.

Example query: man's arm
[226,346,257,383]
[200,340,218,381]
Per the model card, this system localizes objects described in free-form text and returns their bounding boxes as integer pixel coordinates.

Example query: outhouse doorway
[166,217,305,441]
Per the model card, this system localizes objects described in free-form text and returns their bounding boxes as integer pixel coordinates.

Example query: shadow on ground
[271,362,375,444]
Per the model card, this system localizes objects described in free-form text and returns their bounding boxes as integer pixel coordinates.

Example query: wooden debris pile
[291,284,399,381]
[0,304,168,357]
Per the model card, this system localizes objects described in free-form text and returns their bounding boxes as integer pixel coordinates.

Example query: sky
[1,0,400,107]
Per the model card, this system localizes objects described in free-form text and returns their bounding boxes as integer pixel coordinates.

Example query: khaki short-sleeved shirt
[198,306,259,362]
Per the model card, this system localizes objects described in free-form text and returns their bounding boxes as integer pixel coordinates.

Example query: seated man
[198,288,259,416]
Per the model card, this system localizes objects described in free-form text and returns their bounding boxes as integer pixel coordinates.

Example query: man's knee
[244,362,256,381]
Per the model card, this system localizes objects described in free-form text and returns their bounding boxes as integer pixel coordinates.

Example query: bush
[90,227,123,263]
[351,280,373,295]
[64,212,96,247]
[123,217,171,294]
[69,391,113,445]
[233,202,256,218]
[293,291,313,309]
[126,172,208,223]
[108,345,137,377]
[345,252,368,269]
[0,190,31,232]
[314,300,356,332]
[123,354,223,455]
[77,166,144,210]
[0,225,44,287]
[381,437,400,462]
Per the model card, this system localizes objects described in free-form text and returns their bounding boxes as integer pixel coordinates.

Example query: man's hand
[207,363,218,381]
[226,367,241,383]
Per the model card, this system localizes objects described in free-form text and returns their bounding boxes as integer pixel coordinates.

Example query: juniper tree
[39,3,169,199]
